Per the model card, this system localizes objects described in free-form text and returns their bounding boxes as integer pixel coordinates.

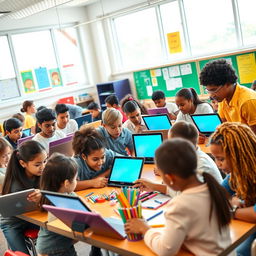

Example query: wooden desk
[18,210,48,228]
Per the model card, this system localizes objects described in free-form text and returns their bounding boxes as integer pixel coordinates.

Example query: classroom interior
[0,0,256,255]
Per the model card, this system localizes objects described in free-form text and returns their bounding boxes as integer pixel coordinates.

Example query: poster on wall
[21,70,36,93]
[167,32,182,54]
[62,64,78,86]
[49,68,63,87]
[35,67,51,91]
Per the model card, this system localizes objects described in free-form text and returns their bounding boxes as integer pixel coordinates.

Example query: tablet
[0,189,37,217]
[190,113,222,136]
[142,114,172,130]
[147,107,169,115]
[41,191,91,212]
[49,135,74,157]
[75,114,92,128]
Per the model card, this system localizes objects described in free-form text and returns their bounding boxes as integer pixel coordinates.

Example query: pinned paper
[166,77,182,91]
[150,69,156,77]
[167,32,182,54]
[168,66,180,77]
[162,68,169,80]
[152,77,158,86]
[155,69,162,77]
[146,86,153,96]
[180,64,192,75]
[237,53,256,84]
[21,70,36,93]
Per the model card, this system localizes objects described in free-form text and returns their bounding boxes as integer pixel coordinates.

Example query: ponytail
[120,94,148,115]
[202,172,232,233]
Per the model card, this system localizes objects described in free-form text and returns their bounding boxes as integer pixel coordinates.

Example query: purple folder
[49,135,74,157]
[17,135,34,147]
[43,205,126,240]
[147,107,169,115]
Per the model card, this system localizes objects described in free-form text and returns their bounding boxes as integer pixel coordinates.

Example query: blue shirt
[5,133,27,149]
[97,126,133,156]
[66,104,83,119]
[74,149,115,181]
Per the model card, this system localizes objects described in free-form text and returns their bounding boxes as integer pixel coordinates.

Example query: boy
[105,95,127,123]
[55,104,78,135]
[87,102,102,122]
[4,118,27,149]
[200,59,256,134]
[151,90,178,120]
[33,108,65,153]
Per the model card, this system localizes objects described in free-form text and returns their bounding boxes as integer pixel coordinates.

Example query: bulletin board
[133,62,200,100]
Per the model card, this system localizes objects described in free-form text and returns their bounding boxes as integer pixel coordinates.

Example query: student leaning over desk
[210,122,256,256]
[125,138,233,256]
[200,59,256,134]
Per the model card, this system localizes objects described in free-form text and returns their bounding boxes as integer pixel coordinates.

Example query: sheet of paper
[150,69,156,77]
[166,77,183,91]
[237,53,256,84]
[155,69,162,77]
[180,64,192,75]
[146,85,153,96]
[152,77,158,86]
[162,68,169,80]
[168,66,180,77]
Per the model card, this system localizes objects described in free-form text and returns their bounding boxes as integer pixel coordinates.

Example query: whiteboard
[0,78,20,100]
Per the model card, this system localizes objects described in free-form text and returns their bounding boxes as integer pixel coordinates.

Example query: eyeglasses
[205,86,224,95]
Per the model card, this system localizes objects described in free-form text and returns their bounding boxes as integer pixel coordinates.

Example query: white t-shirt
[176,103,213,124]
[122,119,147,134]
[165,102,178,114]
[56,119,78,135]
[32,130,66,153]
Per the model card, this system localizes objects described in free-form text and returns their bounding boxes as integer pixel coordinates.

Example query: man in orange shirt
[200,59,256,134]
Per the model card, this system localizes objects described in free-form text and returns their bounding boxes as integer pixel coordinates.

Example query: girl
[72,126,115,190]
[209,122,256,255]
[0,140,47,254]
[121,99,147,134]
[97,108,134,156]
[0,138,12,192]
[20,100,36,133]
[36,153,78,256]
[125,138,232,256]
[175,88,213,123]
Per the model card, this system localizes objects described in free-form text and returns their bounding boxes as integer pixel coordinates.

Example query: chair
[4,250,29,256]
[23,229,39,256]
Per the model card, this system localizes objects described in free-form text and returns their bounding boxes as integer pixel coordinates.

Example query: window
[112,8,162,69]
[183,0,236,56]
[237,0,256,46]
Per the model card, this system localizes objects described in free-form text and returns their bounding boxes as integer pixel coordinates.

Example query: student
[66,104,83,119]
[36,153,78,256]
[20,100,36,133]
[12,113,25,127]
[200,59,256,134]
[72,127,116,190]
[209,122,256,255]
[135,121,223,196]
[209,97,218,113]
[0,138,12,192]
[120,94,148,115]
[0,140,47,254]
[251,80,256,91]
[151,90,178,120]
[33,108,66,153]
[121,100,147,134]
[105,95,128,123]
[126,138,232,256]
[97,108,134,156]
[4,118,27,149]
[87,102,102,122]
[55,104,78,135]
[175,88,213,123]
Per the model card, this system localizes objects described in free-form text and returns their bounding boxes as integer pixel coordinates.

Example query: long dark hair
[120,94,148,115]
[2,140,46,195]
[155,138,231,232]
[21,100,34,113]
[176,88,203,106]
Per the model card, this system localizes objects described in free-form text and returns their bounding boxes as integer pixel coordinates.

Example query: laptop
[142,114,172,130]
[41,191,125,239]
[141,129,169,140]
[0,189,37,217]
[75,114,92,129]
[23,128,31,136]
[49,135,74,157]
[17,135,34,147]
[147,107,169,115]
[190,113,222,136]
[132,133,163,164]
[107,157,144,187]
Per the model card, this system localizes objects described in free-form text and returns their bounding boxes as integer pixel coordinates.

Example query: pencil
[84,192,94,197]
[150,224,165,228]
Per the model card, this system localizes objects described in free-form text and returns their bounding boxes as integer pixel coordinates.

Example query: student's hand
[153,167,160,176]
[134,124,144,134]
[93,177,108,188]
[124,218,150,235]
[27,189,41,203]
[133,178,155,192]
[231,196,245,208]
[198,133,206,144]
[168,113,177,120]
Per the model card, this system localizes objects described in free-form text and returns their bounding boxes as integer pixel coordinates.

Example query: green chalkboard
[199,51,256,88]
[134,62,201,100]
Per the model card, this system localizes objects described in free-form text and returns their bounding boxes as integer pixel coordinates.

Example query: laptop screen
[142,114,172,130]
[42,191,91,212]
[133,133,163,158]
[108,157,144,185]
[23,128,31,136]
[190,114,222,134]
[75,114,92,128]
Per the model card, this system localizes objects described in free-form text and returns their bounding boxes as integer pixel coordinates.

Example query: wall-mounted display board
[134,62,200,100]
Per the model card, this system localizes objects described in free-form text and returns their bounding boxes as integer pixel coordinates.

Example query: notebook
[147,107,169,115]
[107,157,144,187]
[17,135,34,147]
[43,205,125,239]
[0,189,37,217]
[49,134,74,157]
[23,128,31,136]
[132,133,163,164]
[142,114,172,130]
[75,114,92,128]
[190,113,222,136]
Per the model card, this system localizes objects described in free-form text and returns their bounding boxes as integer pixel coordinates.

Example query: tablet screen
[143,115,172,130]
[191,114,221,133]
